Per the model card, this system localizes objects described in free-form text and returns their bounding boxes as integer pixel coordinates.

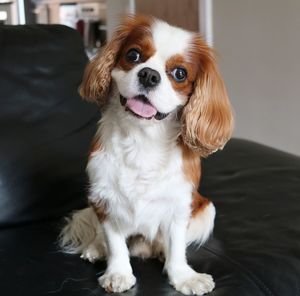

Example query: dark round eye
[126,48,141,63]
[171,67,187,82]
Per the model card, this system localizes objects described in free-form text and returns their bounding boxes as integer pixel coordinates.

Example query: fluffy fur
[60,15,233,295]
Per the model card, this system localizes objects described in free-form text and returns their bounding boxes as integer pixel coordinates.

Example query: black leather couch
[0,25,299,296]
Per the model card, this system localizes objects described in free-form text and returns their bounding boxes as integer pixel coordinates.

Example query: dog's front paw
[168,266,215,296]
[173,273,215,295]
[98,272,136,293]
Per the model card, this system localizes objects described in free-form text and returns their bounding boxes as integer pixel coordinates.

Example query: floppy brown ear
[79,33,124,104]
[181,44,234,157]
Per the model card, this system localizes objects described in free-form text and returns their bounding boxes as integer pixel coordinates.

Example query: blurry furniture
[34,0,107,50]
[0,1,13,24]
[0,25,299,296]
[34,0,106,24]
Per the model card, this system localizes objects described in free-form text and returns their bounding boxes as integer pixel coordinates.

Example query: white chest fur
[87,100,193,239]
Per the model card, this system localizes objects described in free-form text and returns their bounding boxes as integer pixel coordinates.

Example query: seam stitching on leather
[202,246,276,296]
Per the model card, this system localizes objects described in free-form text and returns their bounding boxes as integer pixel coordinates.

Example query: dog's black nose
[138,67,161,89]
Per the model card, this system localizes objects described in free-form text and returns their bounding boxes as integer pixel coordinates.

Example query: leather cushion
[0,25,99,226]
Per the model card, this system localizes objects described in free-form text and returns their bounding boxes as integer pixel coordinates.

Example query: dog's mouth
[120,95,169,120]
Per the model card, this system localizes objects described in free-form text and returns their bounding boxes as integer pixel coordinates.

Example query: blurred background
[1,0,299,156]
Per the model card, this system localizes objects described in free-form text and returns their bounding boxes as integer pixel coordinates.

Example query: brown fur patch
[191,191,210,217]
[90,201,107,222]
[116,17,155,71]
[166,54,198,99]
[179,138,201,188]
[179,139,211,217]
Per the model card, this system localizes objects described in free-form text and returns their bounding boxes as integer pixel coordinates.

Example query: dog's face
[80,15,234,156]
[111,19,198,120]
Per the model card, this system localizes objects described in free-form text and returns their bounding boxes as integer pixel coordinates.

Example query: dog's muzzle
[120,95,169,120]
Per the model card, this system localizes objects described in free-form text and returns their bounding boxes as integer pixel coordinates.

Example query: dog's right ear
[79,32,124,105]
[80,14,145,104]
[79,14,154,105]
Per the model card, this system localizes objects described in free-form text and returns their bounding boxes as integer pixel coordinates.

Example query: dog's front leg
[163,219,215,295]
[98,221,136,293]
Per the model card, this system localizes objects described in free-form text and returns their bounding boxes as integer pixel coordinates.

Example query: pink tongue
[126,97,157,118]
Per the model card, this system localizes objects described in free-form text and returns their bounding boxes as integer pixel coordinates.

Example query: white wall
[213,0,300,155]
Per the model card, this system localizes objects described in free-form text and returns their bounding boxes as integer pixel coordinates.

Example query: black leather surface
[0,25,299,296]
[0,139,299,296]
[0,25,99,227]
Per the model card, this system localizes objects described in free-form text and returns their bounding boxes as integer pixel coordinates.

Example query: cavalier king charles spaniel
[60,15,233,295]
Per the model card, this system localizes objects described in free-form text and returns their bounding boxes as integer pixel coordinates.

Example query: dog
[60,15,233,295]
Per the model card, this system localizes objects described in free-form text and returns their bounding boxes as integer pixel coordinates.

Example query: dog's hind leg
[128,234,165,261]
[59,207,107,262]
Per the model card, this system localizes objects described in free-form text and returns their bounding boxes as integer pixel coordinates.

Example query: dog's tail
[59,207,100,254]
[186,193,216,245]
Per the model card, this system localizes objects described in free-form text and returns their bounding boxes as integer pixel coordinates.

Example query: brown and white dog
[60,15,233,295]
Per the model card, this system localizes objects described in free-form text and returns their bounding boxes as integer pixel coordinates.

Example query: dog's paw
[98,272,136,293]
[173,273,215,295]
[80,244,104,263]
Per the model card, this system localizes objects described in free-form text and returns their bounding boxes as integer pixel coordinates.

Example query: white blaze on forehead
[151,20,193,61]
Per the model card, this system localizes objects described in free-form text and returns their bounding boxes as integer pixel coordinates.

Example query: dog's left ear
[181,38,234,157]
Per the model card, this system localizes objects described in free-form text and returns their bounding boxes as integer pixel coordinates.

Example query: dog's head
[80,15,233,156]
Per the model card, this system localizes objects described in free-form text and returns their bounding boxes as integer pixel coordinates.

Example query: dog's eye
[126,49,141,63]
[171,67,187,82]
